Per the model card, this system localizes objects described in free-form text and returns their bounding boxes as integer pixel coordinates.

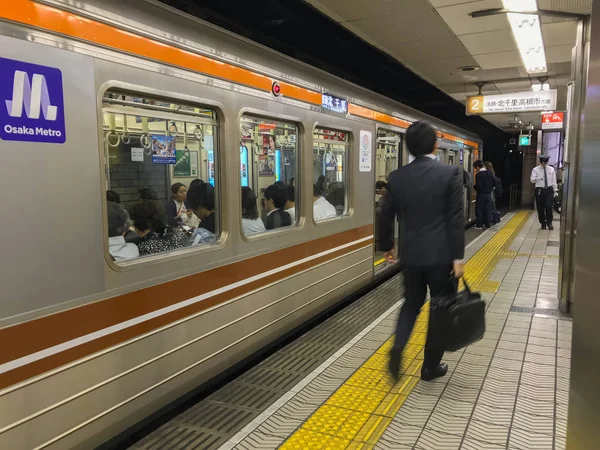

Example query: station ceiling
[158,0,508,142]
[306,0,592,131]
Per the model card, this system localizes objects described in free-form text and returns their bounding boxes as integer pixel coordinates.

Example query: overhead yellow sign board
[466,90,557,115]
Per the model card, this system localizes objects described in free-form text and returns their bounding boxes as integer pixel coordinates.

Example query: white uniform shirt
[313,196,337,221]
[108,236,140,261]
[285,207,296,223]
[242,218,266,236]
[530,165,557,191]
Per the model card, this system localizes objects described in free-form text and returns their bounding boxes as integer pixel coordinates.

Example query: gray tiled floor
[378,214,571,450]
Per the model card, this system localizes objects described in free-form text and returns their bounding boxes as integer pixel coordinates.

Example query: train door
[448,150,456,167]
[462,148,475,223]
[374,128,402,274]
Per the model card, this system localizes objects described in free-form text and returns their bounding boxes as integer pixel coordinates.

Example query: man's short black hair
[265,183,287,209]
[188,182,215,212]
[285,184,295,203]
[406,121,437,157]
[473,160,484,169]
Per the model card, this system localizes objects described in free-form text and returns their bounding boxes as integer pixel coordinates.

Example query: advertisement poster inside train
[151,135,176,164]
[259,155,274,176]
[263,134,276,155]
[325,153,337,171]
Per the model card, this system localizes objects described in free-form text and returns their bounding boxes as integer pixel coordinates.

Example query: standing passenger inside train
[313,184,337,221]
[378,121,464,382]
[473,160,494,229]
[129,200,188,256]
[166,182,193,228]
[285,184,296,223]
[263,183,292,230]
[107,201,139,261]
[241,187,266,236]
[188,182,217,245]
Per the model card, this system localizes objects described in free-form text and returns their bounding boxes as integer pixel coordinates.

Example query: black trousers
[535,187,554,225]
[476,193,493,228]
[392,265,457,371]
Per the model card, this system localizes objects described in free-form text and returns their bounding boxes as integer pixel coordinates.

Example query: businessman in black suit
[378,121,465,382]
[473,160,495,229]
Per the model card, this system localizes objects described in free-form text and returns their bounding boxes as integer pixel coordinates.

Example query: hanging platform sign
[466,90,557,115]
[541,111,564,130]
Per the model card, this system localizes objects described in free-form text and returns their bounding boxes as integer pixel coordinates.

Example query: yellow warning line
[280,211,531,450]
[373,259,385,267]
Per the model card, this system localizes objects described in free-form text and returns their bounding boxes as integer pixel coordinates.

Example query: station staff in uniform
[531,155,558,230]
[378,121,464,382]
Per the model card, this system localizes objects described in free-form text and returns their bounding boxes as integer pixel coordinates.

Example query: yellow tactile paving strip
[280,211,531,450]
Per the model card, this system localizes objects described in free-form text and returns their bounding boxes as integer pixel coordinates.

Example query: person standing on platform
[378,121,464,382]
[531,155,558,230]
[473,160,494,229]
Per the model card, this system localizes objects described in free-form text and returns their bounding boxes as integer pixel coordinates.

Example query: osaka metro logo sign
[0,57,66,143]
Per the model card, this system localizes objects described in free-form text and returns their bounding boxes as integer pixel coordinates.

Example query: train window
[313,127,349,221]
[239,115,298,236]
[101,89,219,263]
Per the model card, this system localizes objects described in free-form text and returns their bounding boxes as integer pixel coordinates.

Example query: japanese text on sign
[466,90,557,115]
[322,94,348,114]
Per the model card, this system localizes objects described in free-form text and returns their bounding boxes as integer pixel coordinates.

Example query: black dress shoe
[388,353,401,381]
[548,224,554,230]
[541,224,547,230]
[421,363,448,382]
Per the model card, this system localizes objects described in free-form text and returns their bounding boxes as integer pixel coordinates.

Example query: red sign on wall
[542,112,564,130]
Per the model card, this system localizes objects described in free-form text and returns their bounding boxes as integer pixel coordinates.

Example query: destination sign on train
[466,90,557,115]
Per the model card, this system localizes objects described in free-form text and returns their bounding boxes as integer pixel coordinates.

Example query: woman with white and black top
[241,187,266,236]
[130,200,188,256]
[166,182,193,228]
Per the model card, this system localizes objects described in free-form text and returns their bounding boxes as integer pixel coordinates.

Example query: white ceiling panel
[437,0,507,35]
[406,56,491,85]
[494,80,534,93]
[484,66,530,80]
[474,50,522,70]
[387,34,471,61]
[542,21,578,47]
[430,0,483,6]
[347,10,458,44]
[547,62,572,76]
[538,0,592,14]
[459,29,517,55]
[546,44,575,63]
[306,0,434,22]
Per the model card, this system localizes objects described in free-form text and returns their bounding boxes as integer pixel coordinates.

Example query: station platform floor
[132,211,571,450]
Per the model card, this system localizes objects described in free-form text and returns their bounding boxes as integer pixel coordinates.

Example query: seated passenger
[375,180,387,204]
[263,183,292,230]
[187,182,217,245]
[285,184,296,223]
[107,202,139,261]
[107,190,121,204]
[129,200,188,256]
[139,187,159,201]
[166,182,193,228]
[327,182,346,216]
[241,187,266,235]
[313,184,337,221]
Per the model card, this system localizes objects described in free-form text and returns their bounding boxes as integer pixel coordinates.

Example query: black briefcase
[431,278,486,352]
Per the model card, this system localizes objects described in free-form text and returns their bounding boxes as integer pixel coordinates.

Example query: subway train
[0,0,482,448]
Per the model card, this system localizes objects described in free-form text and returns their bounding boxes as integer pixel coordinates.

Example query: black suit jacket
[378,156,464,266]
[474,169,495,194]
[264,209,292,230]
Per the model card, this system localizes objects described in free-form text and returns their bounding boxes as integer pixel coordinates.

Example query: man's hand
[452,262,464,279]
[384,250,397,263]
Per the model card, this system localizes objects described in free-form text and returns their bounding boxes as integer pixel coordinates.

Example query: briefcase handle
[448,276,472,293]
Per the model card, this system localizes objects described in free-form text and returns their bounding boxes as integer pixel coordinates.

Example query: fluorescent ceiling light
[503,0,537,12]
[506,12,547,73]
